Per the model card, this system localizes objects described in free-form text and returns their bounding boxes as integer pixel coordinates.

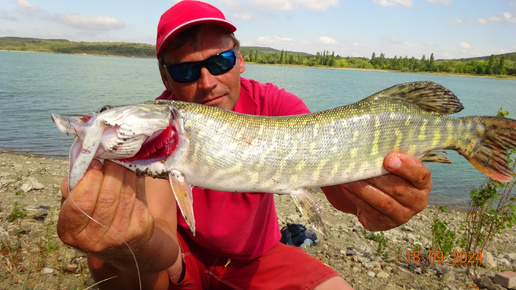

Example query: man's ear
[238,51,245,74]
[159,65,174,91]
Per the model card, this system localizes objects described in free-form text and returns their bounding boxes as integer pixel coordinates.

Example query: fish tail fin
[290,189,325,238]
[458,116,516,182]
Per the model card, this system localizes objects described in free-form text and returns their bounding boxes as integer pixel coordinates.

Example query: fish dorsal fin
[364,81,464,115]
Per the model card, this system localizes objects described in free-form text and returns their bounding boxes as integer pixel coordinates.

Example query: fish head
[52,102,188,191]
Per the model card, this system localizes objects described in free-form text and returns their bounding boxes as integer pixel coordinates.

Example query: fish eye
[97,105,113,113]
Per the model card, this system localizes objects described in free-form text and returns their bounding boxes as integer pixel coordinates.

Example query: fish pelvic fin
[290,189,325,238]
[169,171,195,236]
[457,116,516,182]
[365,81,464,115]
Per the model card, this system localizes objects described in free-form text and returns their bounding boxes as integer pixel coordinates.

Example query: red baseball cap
[156,0,237,57]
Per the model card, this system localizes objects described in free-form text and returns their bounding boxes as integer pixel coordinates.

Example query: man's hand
[322,153,432,231]
[57,160,154,266]
[57,160,181,289]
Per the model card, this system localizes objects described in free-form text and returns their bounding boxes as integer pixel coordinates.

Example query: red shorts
[168,228,340,289]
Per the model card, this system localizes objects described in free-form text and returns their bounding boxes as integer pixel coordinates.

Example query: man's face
[160,25,245,111]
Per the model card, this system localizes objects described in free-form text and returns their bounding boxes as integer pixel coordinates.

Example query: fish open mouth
[122,125,177,162]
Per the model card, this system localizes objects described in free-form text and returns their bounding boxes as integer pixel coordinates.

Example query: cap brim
[157,18,236,56]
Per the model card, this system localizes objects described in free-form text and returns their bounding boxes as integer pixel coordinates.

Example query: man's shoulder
[240,77,310,116]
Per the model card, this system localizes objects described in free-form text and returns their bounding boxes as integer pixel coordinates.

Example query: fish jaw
[52,103,182,190]
[115,105,190,179]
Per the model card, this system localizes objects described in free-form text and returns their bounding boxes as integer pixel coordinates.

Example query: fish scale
[171,98,475,193]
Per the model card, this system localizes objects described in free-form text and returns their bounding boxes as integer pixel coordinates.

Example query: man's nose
[197,67,217,91]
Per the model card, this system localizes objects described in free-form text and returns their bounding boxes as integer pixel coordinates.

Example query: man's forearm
[88,255,170,290]
[87,226,179,289]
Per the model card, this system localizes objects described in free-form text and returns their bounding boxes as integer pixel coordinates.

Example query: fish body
[52,81,516,234]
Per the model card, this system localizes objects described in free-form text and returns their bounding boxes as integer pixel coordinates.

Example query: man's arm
[321,153,432,231]
[57,161,181,289]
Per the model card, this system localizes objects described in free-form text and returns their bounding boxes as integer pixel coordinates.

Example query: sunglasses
[162,46,238,83]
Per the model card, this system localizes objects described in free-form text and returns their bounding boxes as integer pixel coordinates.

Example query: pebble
[441,270,456,284]
[40,267,54,274]
[505,253,516,262]
[64,263,78,273]
[377,271,390,278]
[482,252,497,269]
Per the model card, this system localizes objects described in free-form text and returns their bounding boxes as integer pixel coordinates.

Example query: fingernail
[388,154,402,170]
[90,160,103,170]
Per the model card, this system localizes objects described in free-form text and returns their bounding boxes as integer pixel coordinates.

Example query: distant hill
[0,37,315,58]
[463,52,516,62]
[239,46,314,57]
[0,37,155,58]
[1,37,514,77]
[2,36,514,62]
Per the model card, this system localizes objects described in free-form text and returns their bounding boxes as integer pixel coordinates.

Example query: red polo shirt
[157,77,310,259]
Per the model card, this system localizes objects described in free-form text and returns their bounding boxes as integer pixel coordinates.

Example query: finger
[61,177,69,202]
[342,180,409,227]
[110,163,140,236]
[369,153,432,211]
[61,159,103,202]
[341,184,399,231]
[383,153,432,190]
[58,160,105,238]
[89,160,126,231]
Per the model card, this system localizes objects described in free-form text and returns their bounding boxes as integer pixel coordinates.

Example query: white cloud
[426,0,452,5]
[449,11,516,26]
[351,42,368,48]
[446,17,473,25]
[15,0,39,12]
[257,36,295,43]
[319,36,337,44]
[478,12,516,24]
[459,42,471,49]
[372,0,413,7]
[381,37,406,46]
[250,0,339,11]
[53,14,125,30]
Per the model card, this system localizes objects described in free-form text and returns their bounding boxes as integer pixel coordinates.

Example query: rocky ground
[0,151,515,289]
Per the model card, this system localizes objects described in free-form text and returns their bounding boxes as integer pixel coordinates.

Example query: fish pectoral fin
[420,150,452,163]
[290,189,326,238]
[169,170,195,236]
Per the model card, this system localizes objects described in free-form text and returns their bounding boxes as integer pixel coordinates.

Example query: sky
[1,0,515,59]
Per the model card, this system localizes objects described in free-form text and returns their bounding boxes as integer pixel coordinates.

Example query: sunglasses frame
[162,46,238,83]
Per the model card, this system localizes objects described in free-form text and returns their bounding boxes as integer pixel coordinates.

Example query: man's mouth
[202,95,223,105]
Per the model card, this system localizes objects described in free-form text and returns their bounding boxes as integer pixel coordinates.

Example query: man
[57,1,432,289]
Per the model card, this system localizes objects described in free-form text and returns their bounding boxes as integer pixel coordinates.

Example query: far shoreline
[3,49,516,81]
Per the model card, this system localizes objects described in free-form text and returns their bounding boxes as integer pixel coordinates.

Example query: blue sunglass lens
[167,48,236,83]
[207,52,235,75]
[169,63,200,83]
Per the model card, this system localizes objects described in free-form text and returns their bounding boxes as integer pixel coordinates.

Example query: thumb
[60,159,104,203]
[60,177,69,203]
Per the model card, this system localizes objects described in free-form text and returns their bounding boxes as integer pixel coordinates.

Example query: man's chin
[202,96,235,110]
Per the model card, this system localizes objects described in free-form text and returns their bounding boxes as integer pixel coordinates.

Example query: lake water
[1,51,515,206]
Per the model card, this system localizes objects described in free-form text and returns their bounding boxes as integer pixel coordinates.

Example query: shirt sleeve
[267,85,311,116]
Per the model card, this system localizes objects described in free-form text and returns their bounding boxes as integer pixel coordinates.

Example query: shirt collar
[233,79,257,115]
[157,78,257,114]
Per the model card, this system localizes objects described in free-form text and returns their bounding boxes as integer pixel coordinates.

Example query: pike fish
[52,81,516,235]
